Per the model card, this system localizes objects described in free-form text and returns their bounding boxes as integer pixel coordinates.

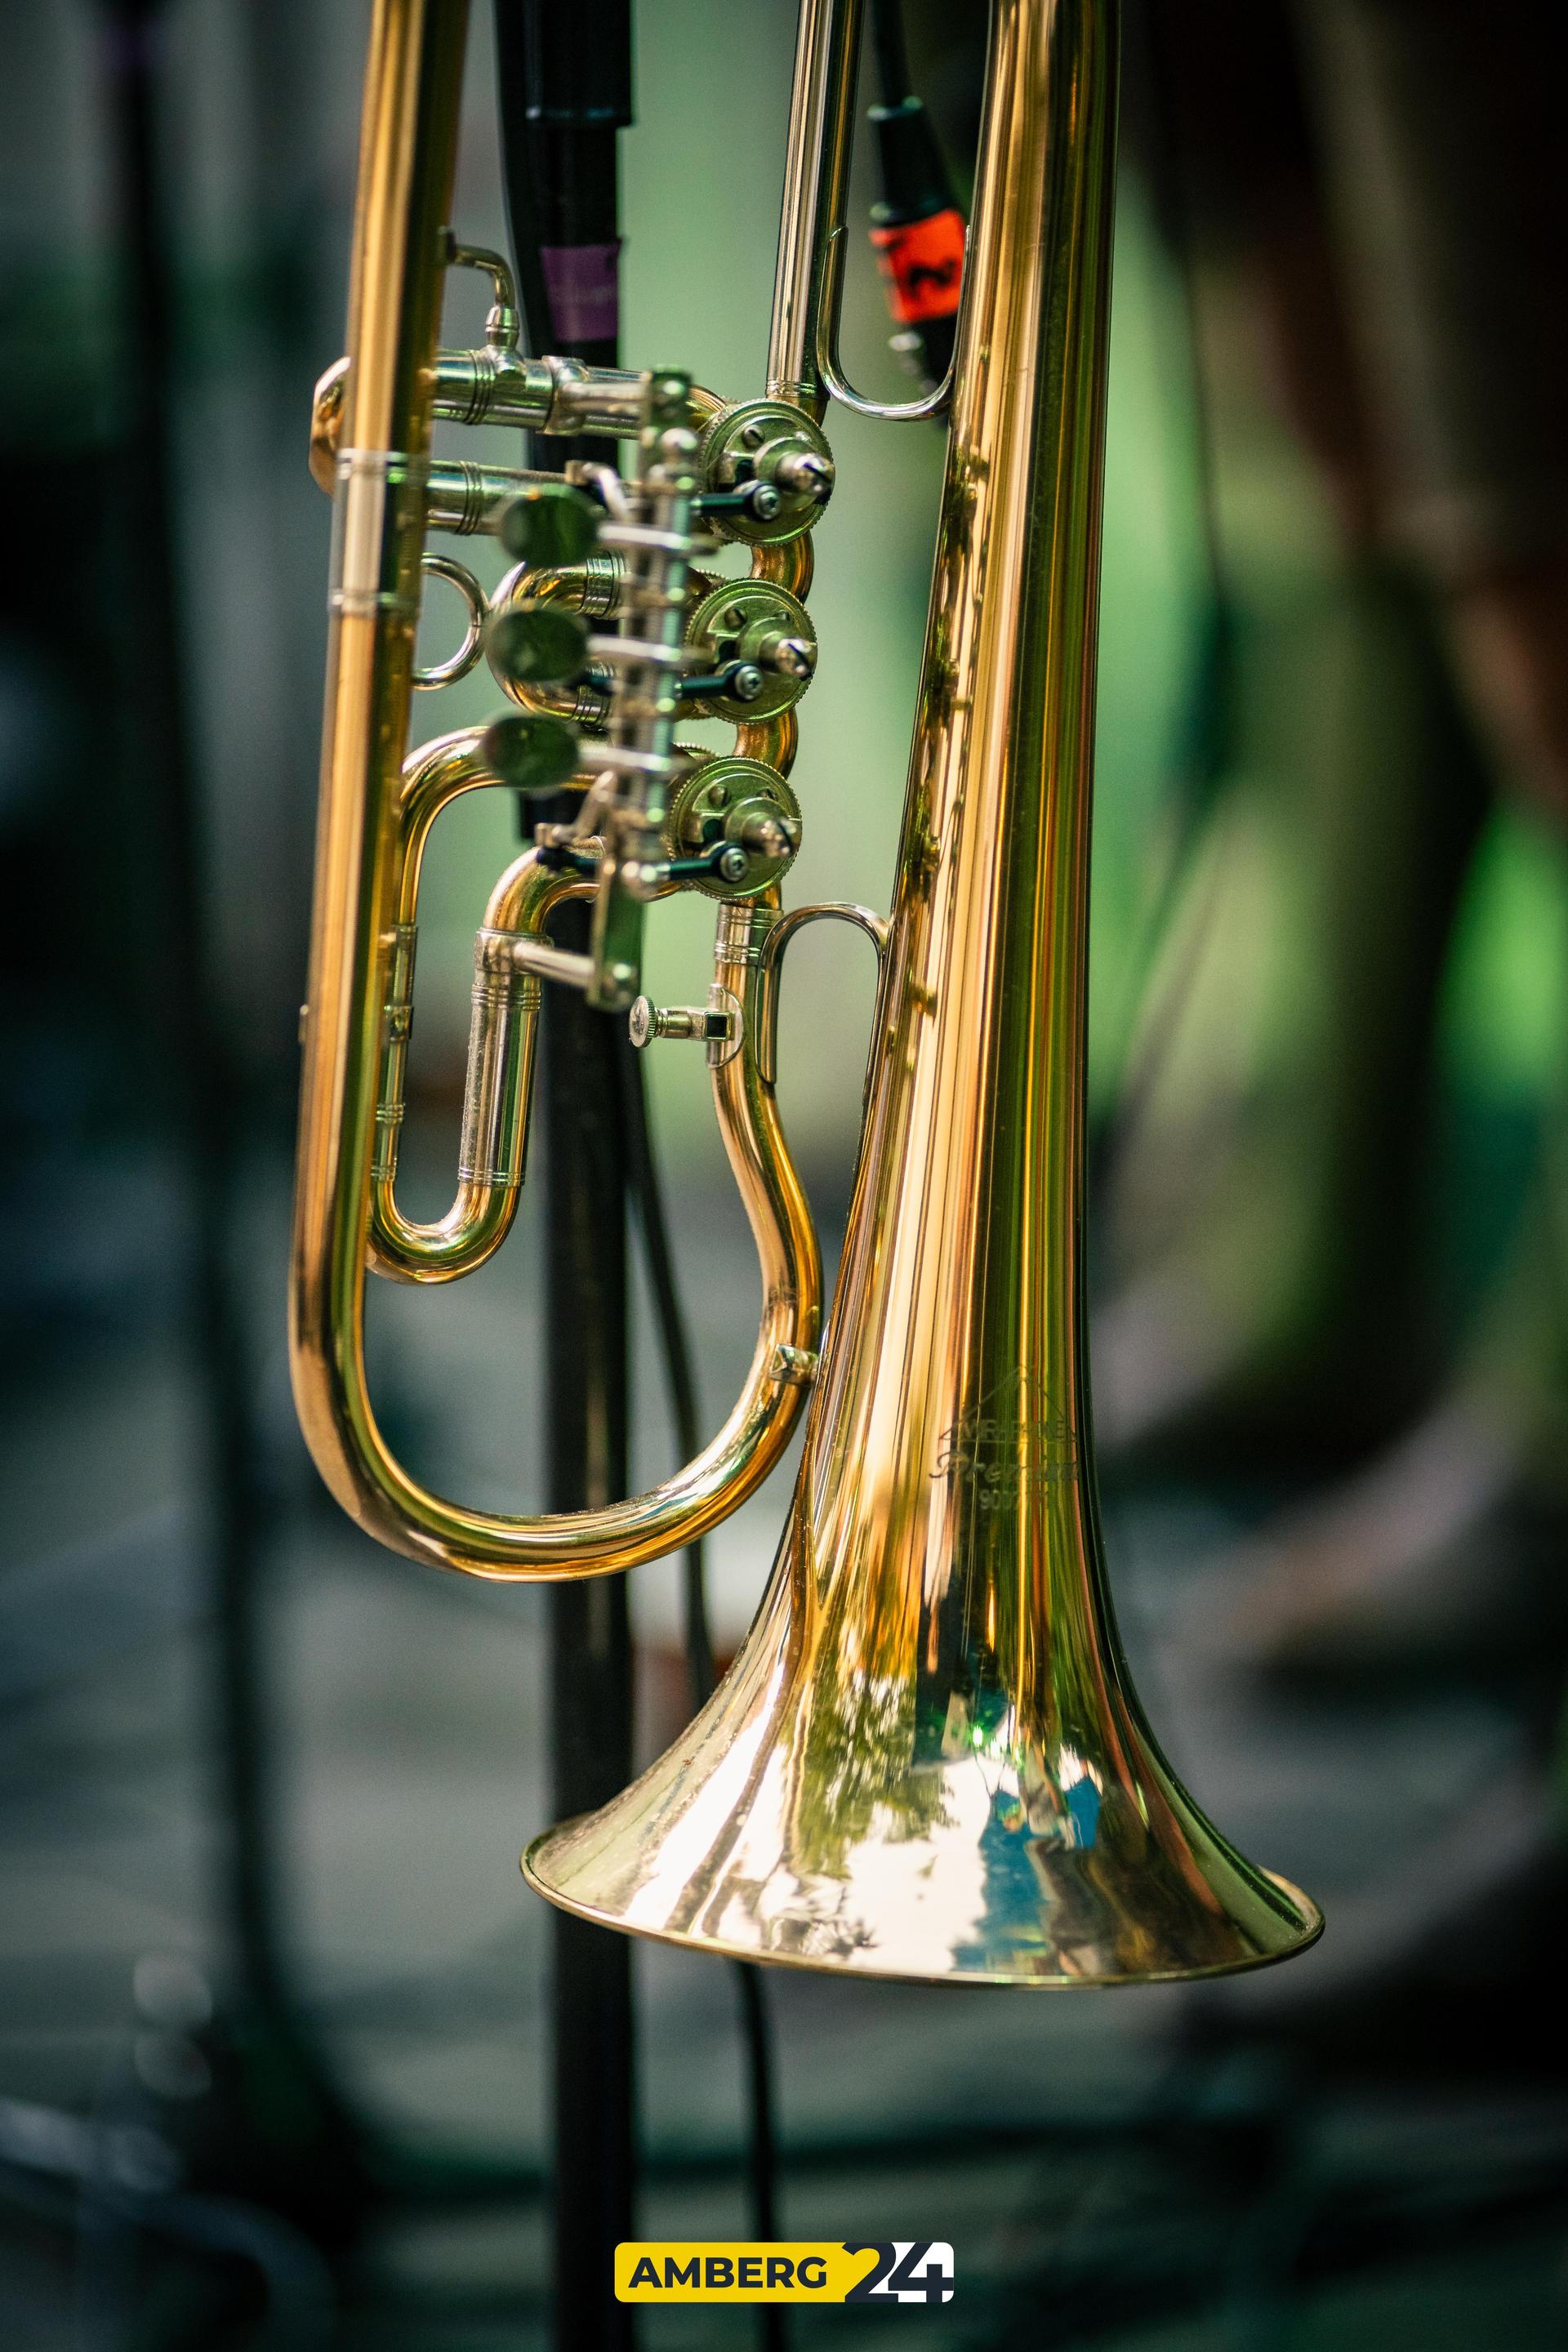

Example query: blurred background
[2,0,1566,2345]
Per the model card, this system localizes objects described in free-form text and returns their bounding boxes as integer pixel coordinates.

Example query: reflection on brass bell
[520,0,1322,1990]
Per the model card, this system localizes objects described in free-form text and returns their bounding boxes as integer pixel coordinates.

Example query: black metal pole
[494,11,639,2347]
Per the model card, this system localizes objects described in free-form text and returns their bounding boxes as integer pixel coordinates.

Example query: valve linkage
[346,234,831,1009]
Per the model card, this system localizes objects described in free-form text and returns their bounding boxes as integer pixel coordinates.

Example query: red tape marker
[870,208,965,326]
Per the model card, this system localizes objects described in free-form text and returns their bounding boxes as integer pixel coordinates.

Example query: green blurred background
[2,0,1566,2345]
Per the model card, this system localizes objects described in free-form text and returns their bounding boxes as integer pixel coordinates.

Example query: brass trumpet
[292,0,1323,1984]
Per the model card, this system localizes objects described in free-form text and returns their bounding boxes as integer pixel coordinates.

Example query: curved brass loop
[764,0,957,422]
[363,730,510,1279]
[815,225,957,423]
[290,6,822,1583]
[412,554,488,688]
[755,899,889,1085]
[294,875,822,1575]
[310,356,350,493]
[751,537,814,603]
[735,708,798,776]
[369,849,591,1285]
[488,553,621,723]
[368,733,621,1283]
[444,237,520,347]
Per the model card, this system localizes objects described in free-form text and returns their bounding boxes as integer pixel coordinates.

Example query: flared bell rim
[520,1839,1324,1990]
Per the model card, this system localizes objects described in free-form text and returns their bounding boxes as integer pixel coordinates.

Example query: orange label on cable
[870,208,965,324]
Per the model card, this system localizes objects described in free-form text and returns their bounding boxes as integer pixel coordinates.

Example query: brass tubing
[368,834,589,1285]
[305,880,821,1572]
[767,0,863,414]
[364,693,798,1284]
[292,0,468,1423]
[753,537,814,601]
[490,555,621,724]
[425,459,541,534]
[291,0,820,1572]
[767,0,951,427]
[313,361,564,528]
[524,0,1321,1987]
[492,558,623,624]
[736,710,798,775]
[362,728,486,1263]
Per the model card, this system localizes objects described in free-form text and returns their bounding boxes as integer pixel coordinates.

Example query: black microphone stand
[493,10,639,2349]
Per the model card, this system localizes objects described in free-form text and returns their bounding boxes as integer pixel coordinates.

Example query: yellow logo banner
[615,2241,955,2305]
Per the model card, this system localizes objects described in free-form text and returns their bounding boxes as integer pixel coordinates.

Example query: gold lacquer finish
[523,0,1323,1981]
[296,0,1320,1984]
[289,0,820,1576]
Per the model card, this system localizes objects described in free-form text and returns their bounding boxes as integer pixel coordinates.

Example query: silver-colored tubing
[766,0,863,415]
[458,931,539,1183]
[508,936,595,991]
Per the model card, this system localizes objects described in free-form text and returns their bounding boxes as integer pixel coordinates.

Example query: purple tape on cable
[540,243,621,350]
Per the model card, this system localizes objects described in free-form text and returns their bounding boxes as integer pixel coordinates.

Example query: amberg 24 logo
[616,2239,955,2305]
[843,2243,956,2304]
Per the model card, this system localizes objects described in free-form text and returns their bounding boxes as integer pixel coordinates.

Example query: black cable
[615,1057,714,1709]
[100,0,277,2025]
[618,1051,786,2350]
[870,0,915,107]
[731,1965,782,2247]
[495,20,639,2349]
[493,11,782,2336]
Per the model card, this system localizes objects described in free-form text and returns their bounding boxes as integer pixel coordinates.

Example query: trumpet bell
[524,0,1321,1988]
[523,1493,1321,1986]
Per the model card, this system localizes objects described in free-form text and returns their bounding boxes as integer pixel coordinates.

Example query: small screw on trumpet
[629,999,712,1047]
[677,661,766,706]
[628,990,742,1066]
[697,483,782,524]
[737,815,799,859]
[770,450,833,502]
